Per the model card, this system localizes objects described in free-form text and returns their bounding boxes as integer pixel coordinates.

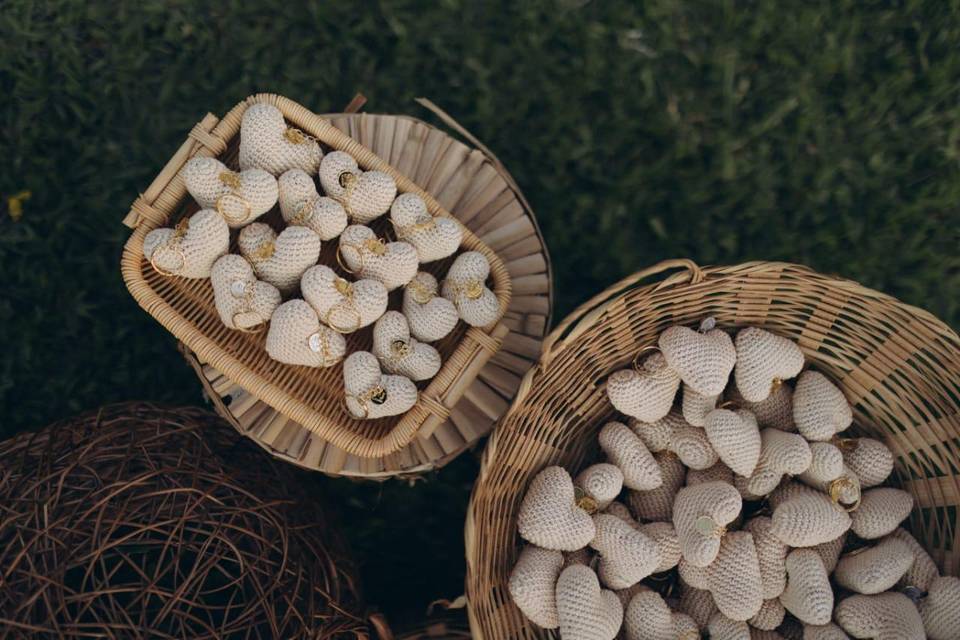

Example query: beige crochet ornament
[238,223,321,295]
[604,501,639,528]
[686,461,734,486]
[678,556,710,590]
[704,408,762,477]
[606,352,681,423]
[143,209,229,278]
[265,299,346,368]
[338,225,418,291]
[770,492,851,547]
[919,575,960,640]
[441,251,501,327]
[682,383,718,427]
[672,613,699,639]
[639,415,719,471]
[801,623,850,640]
[401,272,459,342]
[277,169,348,240]
[834,536,914,594]
[892,527,939,592]
[372,311,442,382]
[779,549,833,625]
[181,157,278,228]
[626,451,685,521]
[734,327,805,402]
[342,350,418,420]
[507,545,563,629]
[678,584,718,629]
[555,565,622,640]
[798,442,844,487]
[707,531,764,621]
[706,612,751,640]
[838,437,895,488]
[599,421,663,491]
[659,323,737,396]
[672,480,743,567]
[639,521,681,573]
[812,531,847,573]
[238,103,322,176]
[517,466,596,551]
[389,193,462,262]
[318,151,397,224]
[614,582,650,609]
[731,382,796,432]
[624,590,697,640]
[301,265,387,334]
[744,429,813,497]
[850,488,914,540]
[744,516,788,600]
[792,371,852,442]
[210,254,281,330]
[590,514,661,589]
[768,480,822,510]
[574,463,623,510]
[835,592,924,640]
[750,598,786,631]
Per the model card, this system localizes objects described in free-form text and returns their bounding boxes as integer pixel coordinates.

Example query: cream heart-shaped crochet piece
[770,492,851,547]
[182,157,278,228]
[672,614,699,640]
[779,549,833,626]
[744,516,788,600]
[793,371,853,442]
[604,501,639,529]
[805,464,861,511]
[210,254,281,330]
[633,411,718,470]
[678,584,718,629]
[607,352,681,423]
[802,623,851,640]
[238,223,321,295]
[734,327,804,402]
[920,575,960,640]
[401,272,459,342]
[624,590,688,640]
[508,545,563,629]
[338,225,419,291]
[238,103,322,176]
[265,300,346,368]
[704,408,762,477]
[686,461,734,486]
[678,556,709,590]
[614,583,650,609]
[441,251,501,327]
[342,350,418,420]
[744,429,813,497]
[301,265,387,334]
[812,530,847,574]
[851,487,914,540]
[834,536,914,594]
[626,451,685,522]
[798,442,844,487]
[517,466,596,551]
[639,521,681,574]
[750,598,785,631]
[372,311,442,382]
[143,209,229,278]
[835,592,924,640]
[277,169,348,240]
[892,527,940,592]
[590,514,661,589]
[389,193,462,262]
[318,151,397,224]
[707,531,764,621]
[672,481,742,567]
[574,463,623,510]
[599,421,662,491]
[681,383,719,427]
[659,325,737,396]
[555,565,623,640]
[769,479,822,510]
[707,613,750,640]
[839,437,895,488]
[731,382,796,432]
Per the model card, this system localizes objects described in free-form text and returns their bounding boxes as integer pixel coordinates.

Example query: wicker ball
[0,403,368,639]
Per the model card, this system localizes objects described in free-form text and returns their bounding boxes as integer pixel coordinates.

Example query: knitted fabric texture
[633,411,718,470]
[841,437,895,488]
[339,225,419,291]
[606,352,681,423]
[732,382,796,432]
[798,442,844,486]
[682,383,718,427]
[318,151,397,224]
[686,461,734,486]
[440,251,501,327]
[638,521,681,573]
[210,254,281,329]
[779,549,833,626]
[613,582,649,609]
[507,545,563,629]
[802,623,851,640]
[706,613,751,640]
[143,209,229,278]
[812,531,847,574]
[659,325,737,396]
[703,408,762,476]
[744,516,788,599]
[834,536,914,594]
[770,492,851,547]
[733,327,804,402]
[342,351,418,420]
[671,613,699,639]
[707,531,764,621]
[574,463,624,510]
[745,429,813,497]
[892,527,940,592]
[750,598,786,631]
[401,272,459,342]
[678,556,710,590]
[678,585,718,629]
[672,481,742,567]
[389,193,462,263]
[301,265,388,334]
[626,451,685,522]
[372,311,442,381]
[238,223,321,295]
[277,169,347,240]
[181,157,278,228]
[555,565,622,640]
[599,421,663,491]
[238,103,322,177]
[630,410,682,453]
[517,466,596,551]
[835,593,924,640]
[792,371,853,442]
[604,501,640,529]
[590,514,661,589]
[265,300,346,368]
[850,488,914,540]
[768,481,822,510]
[919,575,960,640]
[622,588,675,640]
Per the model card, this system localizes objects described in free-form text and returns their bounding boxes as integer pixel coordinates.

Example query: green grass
[3,0,960,626]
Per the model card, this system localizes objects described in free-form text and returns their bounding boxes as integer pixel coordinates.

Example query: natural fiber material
[372,311,442,381]
[638,521,681,573]
[633,411,718,470]
[750,598,786,631]
[793,371,853,442]
[744,516,789,599]
[812,531,847,574]
[802,623,850,640]
[686,461,734,486]
[841,437,894,488]
[265,299,346,367]
[681,383,718,426]
[343,351,417,419]
[238,222,321,294]
[507,546,563,629]
[211,254,281,329]
[707,531,764,621]
[779,549,833,626]
[143,209,229,278]
[338,225,419,291]
[517,466,595,551]
[798,441,844,486]
[622,590,681,640]
[850,487,914,539]
[390,193,462,263]
[182,157,279,228]
[590,514,660,589]
[239,103,322,176]
[441,251,501,327]
[0,403,367,639]
[834,536,914,594]
[574,463,623,509]
[672,480,742,567]
[707,613,750,640]
[677,584,718,629]
[626,451,686,521]
[835,592,924,640]
[599,421,662,491]
[401,272,458,343]
[555,565,622,640]
[703,408,761,476]
[659,325,736,396]
[747,428,813,497]
[770,492,851,547]
[892,527,940,592]
[734,327,804,402]
[319,150,397,224]
[301,265,388,334]
[278,169,347,240]
[919,575,960,640]
[606,352,680,423]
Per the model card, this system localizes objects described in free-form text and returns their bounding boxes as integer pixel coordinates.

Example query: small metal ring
[336,243,363,274]
[323,304,362,334]
[149,244,186,277]
[829,476,862,512]
[631,345,661,373]
[343,395,369,420]
[215,193,252,225]
[231,312,267,334]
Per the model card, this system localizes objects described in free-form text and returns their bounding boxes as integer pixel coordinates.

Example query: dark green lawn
[3,0,960,627]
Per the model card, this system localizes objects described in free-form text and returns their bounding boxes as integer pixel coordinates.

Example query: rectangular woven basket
[121,93,511,459]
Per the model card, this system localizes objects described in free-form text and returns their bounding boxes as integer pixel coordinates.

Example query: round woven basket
[464,259,960,639]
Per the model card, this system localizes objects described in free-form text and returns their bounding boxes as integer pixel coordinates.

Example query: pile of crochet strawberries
[143,103,500,420]
[510,320,959,639]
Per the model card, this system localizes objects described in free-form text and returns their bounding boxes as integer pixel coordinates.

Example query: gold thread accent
[333,171,359,219]
[228,281,267,333]
[573,487,598,515]
[248,240,275,262]
[406,278,436,304]
[829,476,862,512]
[218,171,241,189]
[334,277,353,297]
[283,127,310,144]
[337,237,387,274]
[389,215,436,240]
[290,197,318,226]
[215,193,252,225]
[323,305,362,334]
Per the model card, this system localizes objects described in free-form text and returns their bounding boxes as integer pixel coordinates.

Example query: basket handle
[540,258,705,369]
